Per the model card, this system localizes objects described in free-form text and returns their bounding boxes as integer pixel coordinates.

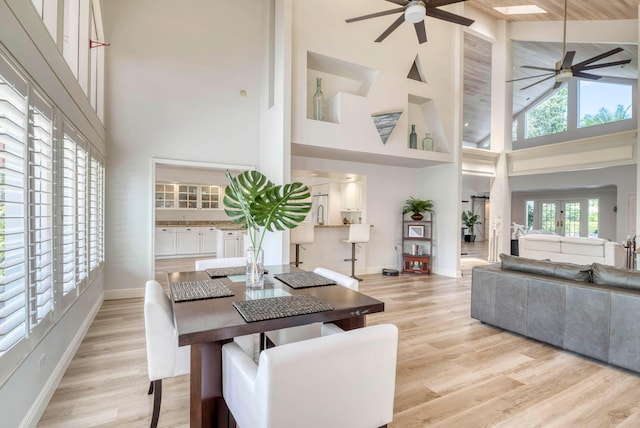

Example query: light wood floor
[38,249,640,427]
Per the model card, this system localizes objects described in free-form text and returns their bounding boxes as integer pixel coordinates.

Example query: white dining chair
[342,223,370,281]
[222,323,399,428]
[144,280,190,428]
[194,256,246,271]
[194,257,256,357]
[265,267,358,346]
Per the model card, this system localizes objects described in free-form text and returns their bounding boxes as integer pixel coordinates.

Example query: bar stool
[291,222,314,267]
[342,224,370,281]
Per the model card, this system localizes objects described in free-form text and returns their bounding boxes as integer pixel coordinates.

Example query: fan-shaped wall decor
[372,110,403,144]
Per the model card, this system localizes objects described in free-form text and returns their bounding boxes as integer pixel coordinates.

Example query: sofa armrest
[605,241,626,268]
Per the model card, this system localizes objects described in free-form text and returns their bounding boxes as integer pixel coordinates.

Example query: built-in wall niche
[307,51,379,123]
[407,94,449,154]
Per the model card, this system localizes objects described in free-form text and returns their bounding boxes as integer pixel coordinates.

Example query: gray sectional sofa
[471,254,640,373]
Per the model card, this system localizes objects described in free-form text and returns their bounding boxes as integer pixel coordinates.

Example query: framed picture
[408,225,424,238]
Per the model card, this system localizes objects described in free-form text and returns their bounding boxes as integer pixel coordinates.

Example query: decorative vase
[313,77,325,121]
[409,124,417,149]
[422,133,434,151]
[246,247,264,290]
[411,213,423,221]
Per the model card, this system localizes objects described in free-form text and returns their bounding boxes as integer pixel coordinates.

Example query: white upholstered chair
[194,258,256,357]
[291,221,314,267]
[342,223,370,281]
[144,280,190,428]
[223,324,398,428]
[194,256,246,271]
[265,267,358,346]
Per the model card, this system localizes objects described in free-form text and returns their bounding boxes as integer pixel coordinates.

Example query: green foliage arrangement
[223,170,312,256]
[462,210,481,235]
[402,197,434,217]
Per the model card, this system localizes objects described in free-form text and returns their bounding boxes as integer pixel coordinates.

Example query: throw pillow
[500,253,591,282]
[591,263,640,290]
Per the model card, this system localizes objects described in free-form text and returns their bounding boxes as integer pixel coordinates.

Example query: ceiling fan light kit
[404,1,426,23]
[345,0,474,45]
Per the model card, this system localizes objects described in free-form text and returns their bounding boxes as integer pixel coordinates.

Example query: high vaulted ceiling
[466,0,637,22]
[462,1,639,147]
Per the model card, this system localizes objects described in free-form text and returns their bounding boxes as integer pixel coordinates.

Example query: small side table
[402,254,430,274]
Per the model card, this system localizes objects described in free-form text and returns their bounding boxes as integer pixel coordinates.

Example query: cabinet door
[223,237,238,258]
[155,227,176,256]
[176,227,200,254]
[340,182,361,211]
[200,185,221,210]
[200,227,217,254]
[155,183,176,209]
[177,184,198,209]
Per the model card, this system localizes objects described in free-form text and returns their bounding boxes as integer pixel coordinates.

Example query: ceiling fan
[345,0,474,45]
[508,0,631,91]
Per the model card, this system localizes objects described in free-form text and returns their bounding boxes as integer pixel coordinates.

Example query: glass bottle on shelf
[422,133,434,151]
[312,77,325,121]
[409,124,417,149]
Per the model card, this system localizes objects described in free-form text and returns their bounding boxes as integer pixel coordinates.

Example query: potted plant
[462,210,481,242]
[402,197,434,220]
[224,170,312,288]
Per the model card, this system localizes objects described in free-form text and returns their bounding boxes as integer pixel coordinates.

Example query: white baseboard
[21,292,104,428]
[104,287,145,300]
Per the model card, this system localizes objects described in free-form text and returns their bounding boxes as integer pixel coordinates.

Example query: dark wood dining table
[169,265,385,428]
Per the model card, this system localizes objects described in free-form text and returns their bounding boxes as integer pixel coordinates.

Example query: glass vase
[312,77,325,121]
[246,247,264,290]
[409,124,417,149]
[422,133,434,151]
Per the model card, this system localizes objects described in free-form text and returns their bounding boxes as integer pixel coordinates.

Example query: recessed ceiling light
[493,5,547,15]
[464,123,469,127]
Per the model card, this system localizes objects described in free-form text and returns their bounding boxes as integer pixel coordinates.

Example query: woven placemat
[233,294,334,323]
[205,266,245,278]
[273,272,336,289]
[170,279,234,302]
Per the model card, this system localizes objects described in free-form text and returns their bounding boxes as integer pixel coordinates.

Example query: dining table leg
[333,315,366,331]
[190,341,228,428]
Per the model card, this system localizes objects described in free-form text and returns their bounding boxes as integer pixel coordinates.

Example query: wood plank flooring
[38,248,640,427]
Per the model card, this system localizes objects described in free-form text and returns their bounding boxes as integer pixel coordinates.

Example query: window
[526,86,568,139]
[525,200,534,230]
[0,53,105,380]
[579,81,632,128]
[540,202,557,233]
[63,0,80,78]
[588,199,599,237]
[564,202,581,237]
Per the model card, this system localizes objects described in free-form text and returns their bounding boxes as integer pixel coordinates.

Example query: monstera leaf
[224,170,312,251]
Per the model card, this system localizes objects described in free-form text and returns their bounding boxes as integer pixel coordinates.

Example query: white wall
[104,0,265,294]
[510,164,636,242]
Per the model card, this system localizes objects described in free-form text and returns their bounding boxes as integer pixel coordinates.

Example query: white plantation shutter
[75,141,88,289]
[88,156,100,272]
[28,91,54,337]
[0,59,29,368]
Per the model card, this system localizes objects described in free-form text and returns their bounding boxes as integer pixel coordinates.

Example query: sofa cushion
[592,263,640,290]
[560,237,607,258]
[520,234,561,252]
[500,254,591,282]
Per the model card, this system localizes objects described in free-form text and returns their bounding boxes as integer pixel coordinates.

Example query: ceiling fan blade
[572,71,603,80]
[522,65,558,72]
[560,51,575,69]
[375,14,405,43]
[414,20,427,44]
[579,59,632,72]
[507,72,556,83]
[426,0,469,7]
[345,7,405,23]
[553,81,563,89]
[520,74,556,90]
[426,8,474,26]
[572,47,625,69]
[384,0,409,5]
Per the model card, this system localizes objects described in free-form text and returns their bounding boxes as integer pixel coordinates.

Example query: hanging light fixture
[404,1,426,24]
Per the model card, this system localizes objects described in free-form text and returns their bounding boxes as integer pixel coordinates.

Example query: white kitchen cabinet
[200,226,217,254]
[217,229,247,258]
[155,227,177,256]
[176,226,200,255]
[340,181,361,212]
